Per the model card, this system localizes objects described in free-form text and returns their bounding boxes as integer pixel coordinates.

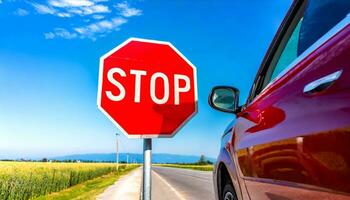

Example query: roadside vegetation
[157,164,213,171]
[156,155,214,171]
[34,164,139,200]
[0,161,138,200]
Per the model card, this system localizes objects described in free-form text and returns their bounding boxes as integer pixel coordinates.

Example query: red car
[209,0,350,200]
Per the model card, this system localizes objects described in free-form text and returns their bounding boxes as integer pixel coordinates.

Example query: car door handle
[303,70,342,94]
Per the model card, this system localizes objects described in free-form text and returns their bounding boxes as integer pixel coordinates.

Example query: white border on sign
[97,37,198,139]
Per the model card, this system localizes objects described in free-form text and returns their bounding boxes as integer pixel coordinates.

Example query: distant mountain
[50,153,215,164]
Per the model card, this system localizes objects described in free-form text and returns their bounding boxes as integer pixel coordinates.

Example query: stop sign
[97,38,197,138]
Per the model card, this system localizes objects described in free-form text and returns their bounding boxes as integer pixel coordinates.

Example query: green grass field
[0,161,138,200]
[156,164,213,171]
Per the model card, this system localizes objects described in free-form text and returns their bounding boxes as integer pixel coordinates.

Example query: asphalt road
[152,166,215,200]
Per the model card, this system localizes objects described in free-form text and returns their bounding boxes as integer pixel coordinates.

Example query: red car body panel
[235,23,350,197]
[213,2,350,200]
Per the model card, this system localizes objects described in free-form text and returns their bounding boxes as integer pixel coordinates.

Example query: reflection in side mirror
[209,86,239,114]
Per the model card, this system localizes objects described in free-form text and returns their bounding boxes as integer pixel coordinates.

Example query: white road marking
[153,171,187,200]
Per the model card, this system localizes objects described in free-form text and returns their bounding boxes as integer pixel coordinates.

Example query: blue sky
[0,0,291,159]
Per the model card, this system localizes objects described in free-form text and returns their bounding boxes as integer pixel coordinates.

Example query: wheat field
[0,161,127,200]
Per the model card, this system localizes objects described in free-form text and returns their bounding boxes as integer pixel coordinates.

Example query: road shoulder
[97,167,142,200]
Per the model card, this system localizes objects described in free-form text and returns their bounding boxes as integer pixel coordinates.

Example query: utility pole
[116,133,120,172]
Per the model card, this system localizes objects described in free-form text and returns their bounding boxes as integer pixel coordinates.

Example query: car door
[233,0,350,199]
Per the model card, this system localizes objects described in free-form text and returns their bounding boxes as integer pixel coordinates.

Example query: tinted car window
[299,0,350,54]
[264,0,350,88]
[271,19,302,81]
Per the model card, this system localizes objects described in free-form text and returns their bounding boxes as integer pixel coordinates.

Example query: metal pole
[116,133,119,172]
[142,138,152,200]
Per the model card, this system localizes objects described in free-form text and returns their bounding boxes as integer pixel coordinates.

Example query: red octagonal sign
[97,38,197,138]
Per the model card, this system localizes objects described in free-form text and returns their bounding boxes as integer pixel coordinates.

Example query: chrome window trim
[259,13,350,95]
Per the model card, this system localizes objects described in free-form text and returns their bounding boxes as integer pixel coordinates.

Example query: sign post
[143,139,152,200]
[97,38,197,200]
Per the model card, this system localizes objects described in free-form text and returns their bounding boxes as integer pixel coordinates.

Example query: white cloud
[80,4,110,15]
[44,28,77,39]
[48,0,94,8]
[44,32,55,39]
[32,0,110,17]
[92,14,104,20]
[32,3,56,15]
[74,17,127,39]
[66,8,83,15]
[57,12,71,17]
[14,8,29,16]
[116,1,142,17]
[32,1,142,40]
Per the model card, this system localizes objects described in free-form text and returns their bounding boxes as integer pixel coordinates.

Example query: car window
[261,0,350,90]
[271,19,302,81]
[299,0,350,54]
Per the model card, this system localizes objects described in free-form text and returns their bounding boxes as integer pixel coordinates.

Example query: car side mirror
[208,86,240,114]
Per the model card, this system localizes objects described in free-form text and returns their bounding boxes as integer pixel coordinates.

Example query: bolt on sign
[97,38,198,138]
